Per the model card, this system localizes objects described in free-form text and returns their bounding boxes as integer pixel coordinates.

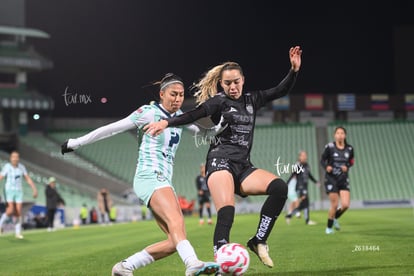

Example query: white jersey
[130,103,183,181]
[1,162,27,191]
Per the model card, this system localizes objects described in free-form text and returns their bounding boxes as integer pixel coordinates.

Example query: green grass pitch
[0,208,413,275]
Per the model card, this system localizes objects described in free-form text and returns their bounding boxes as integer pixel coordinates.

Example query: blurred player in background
[321,126,354,234]
[144,46,302,269]
[285,172,299,224]
[97,188,112,225]
[45,176,65,232]
[285,150,320,225]
[196,163,212,225]
[0,151,37,239]
[61,73,219,276]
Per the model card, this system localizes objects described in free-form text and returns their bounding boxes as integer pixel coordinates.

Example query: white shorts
[4,189,23,203]
[287,178,298,202]
[133,169,175,207]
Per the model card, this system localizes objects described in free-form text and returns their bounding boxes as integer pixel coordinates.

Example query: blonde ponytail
[193,61,243,105]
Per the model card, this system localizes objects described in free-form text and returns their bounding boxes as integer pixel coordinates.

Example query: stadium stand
[47,130,137,183]
[19,132,118,180]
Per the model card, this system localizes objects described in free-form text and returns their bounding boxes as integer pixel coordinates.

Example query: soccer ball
[216,243,250,275]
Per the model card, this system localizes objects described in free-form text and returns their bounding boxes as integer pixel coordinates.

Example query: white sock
[15,216,22,235]
[176,240,198,267]
[0,213,9,228]
[122,250,154,270]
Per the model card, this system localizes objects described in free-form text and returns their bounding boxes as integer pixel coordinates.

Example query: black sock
[335,208,343,219]
[199,207,203,219]
[213,205,234,254]
[327,218,334,228]
[207,207,211,219]
[254,178,287,244]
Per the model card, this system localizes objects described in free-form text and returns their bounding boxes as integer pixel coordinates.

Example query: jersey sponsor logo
[155,171,167,182]
[246,104,253,114]
[211,158,217,167]
[233,114,252,123]
[168,131,180,147]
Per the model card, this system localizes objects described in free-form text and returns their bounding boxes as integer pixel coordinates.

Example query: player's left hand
[341,165,348,172]
[33,190,38,198]
[290,46,302,72]
[144,120,168,136]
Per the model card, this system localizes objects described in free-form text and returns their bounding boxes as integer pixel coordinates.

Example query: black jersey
[196,175,209,192]
[320,142,354,178]
[167,69,298,162]
[286,162,317,190]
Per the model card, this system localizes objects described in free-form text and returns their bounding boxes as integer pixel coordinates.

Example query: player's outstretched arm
[61,116,136,155]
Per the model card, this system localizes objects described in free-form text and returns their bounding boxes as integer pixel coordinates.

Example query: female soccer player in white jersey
[0,150,38,239]
[61,73,221,276]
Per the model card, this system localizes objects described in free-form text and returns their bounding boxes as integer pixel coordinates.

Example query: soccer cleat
[285,216,291,225]
[295,212,301,218]
[325,227,334,234]
[207,218,213,225]
[247,238,274,268]
[333,219,340,230]
[112,261,133,276]
[186,260,219,276]
[15,234,24,239]
[199,219,205,225]
[307,220,317,225]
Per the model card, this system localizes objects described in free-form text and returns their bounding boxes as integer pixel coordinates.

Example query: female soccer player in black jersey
[320,126,354,234]
[145,46,302,269]
[285,150,320,225]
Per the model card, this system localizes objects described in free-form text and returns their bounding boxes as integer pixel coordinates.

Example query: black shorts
[296,188,308,198]
[198,193,211,205]
[205,158,257,197]
[324,174,350,194]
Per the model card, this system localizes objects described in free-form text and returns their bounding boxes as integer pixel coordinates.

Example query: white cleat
[112,261,133,276]
[333,219,341,230]
[307,220,317,225]
[186,260,219,276]
[247,238,274,268]
[325,227,334,234]
[15,234,24,239]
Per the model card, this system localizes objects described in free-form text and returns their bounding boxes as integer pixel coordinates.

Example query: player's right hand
[61,140,74,155]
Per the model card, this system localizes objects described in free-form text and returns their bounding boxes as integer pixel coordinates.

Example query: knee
[266,178,288,198]
[168,216,185,231]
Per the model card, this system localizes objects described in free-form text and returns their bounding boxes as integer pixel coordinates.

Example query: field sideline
[0,208,413,275]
